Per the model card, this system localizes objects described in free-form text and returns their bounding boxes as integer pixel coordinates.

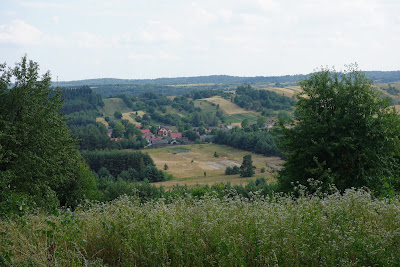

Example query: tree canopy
[277,65,400,192]
[0,56,97,213]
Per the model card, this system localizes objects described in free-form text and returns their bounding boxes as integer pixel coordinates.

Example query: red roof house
[141,129,150,134]
[170,132,182,139]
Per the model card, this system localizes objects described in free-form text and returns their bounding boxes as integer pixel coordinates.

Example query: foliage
[277,65,400,192]
[114,110,122,119]
[0,56,97,212]
[225,165,240,175]
[234,84,295,112]
[213,128,281,157]
[240,155,255,177]
[2,189,400,266]
[81,150,155,177]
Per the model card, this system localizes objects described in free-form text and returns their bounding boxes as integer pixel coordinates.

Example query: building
[158,126,171,136]
[170,132,182,139]
[140,129,150,134]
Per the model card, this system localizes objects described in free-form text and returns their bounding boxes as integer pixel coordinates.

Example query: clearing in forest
[96,117,109,128]
[260,86,301,98]
[100,98,132,118]
[144,143,282,188]
[202,96,253,115]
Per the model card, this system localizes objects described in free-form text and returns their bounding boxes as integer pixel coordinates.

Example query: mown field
[2,189,399,266]
[144,144,282,188]
[260,86,302,98]
[194,96,260,124]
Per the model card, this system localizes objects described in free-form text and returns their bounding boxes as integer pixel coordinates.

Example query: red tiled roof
[150,137,162,142]
[170,132,182,139]
[141,129,150,134]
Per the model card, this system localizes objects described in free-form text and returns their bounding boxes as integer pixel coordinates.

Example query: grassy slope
[194,97,260,124]
[144,144,282,188]
[259,86,302,98]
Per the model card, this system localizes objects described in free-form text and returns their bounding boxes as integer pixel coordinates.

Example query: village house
[148,138,169,148]
[140,129,150,134]
[170,132,182,139]
[157,126,171,136]
[143,132,155,141]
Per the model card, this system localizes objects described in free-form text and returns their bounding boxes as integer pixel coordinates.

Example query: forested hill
[55,71,400,87]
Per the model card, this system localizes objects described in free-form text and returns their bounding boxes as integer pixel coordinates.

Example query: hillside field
[144,144,282,188]
[194,96,261,124]
[98,98,145,126]
[260,86,302,98]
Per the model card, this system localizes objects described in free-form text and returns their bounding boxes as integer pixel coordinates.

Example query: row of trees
[234,85,295,112]
[213,128,281,157]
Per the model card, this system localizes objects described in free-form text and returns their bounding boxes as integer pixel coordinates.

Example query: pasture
[201,96,253,115]
[260,86,302,98]
[195,96,261,124]
[144,144,282,188]
[98,98,148,126]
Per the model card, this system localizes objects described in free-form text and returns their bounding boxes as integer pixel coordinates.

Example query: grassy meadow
[194,96,260,124]
[144,144,282,188]
[259,86,302,98]
[2,189,399,266]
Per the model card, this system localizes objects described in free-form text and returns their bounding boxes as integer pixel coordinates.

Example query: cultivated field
[144,144,282,188]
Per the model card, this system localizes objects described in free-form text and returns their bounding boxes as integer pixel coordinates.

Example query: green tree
[114,110,122,119]
[277,65,400,192]
[241,119,249,129]
[257,116,267,128]
[112,122,125,138]
[0,56,98,212]
[164,163,169,171]
[240,155,255,177]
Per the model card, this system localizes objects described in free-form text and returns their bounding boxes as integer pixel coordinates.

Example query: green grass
[2,189,400,266]
[224,113,259,124]
[100,98,132,118]
[193,99,218,114]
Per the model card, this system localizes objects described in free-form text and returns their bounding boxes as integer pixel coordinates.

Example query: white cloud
[20,1,68,9]
[128,50,180,61]
[0,20,42,45]
[76,32,110,48]
[52,16,60,23]
[136,21,183,43]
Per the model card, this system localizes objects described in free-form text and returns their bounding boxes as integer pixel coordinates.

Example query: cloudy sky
[1,0,399,81]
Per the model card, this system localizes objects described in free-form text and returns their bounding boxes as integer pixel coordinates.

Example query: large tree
[277,65,400,192]
[0,56,97,213]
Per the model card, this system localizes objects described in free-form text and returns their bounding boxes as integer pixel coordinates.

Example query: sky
[0,0,399,81]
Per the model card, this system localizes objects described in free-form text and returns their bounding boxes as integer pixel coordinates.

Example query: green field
[144,143,282,188]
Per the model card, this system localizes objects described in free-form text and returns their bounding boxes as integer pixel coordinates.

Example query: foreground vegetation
[1,188,400,266]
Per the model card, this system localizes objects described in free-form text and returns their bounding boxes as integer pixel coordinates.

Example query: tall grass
[1,189,400,266]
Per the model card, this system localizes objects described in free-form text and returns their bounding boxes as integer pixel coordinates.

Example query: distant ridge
[55,71,400,87]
